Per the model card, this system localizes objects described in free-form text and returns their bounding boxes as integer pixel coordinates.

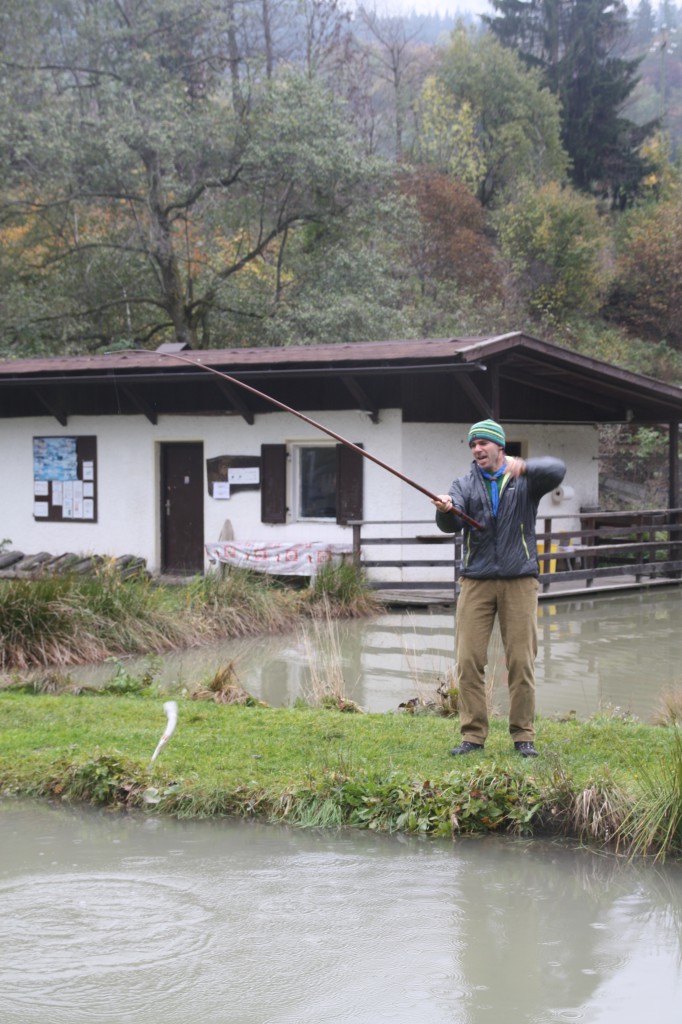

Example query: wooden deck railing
[350,507,682,596]
[536,507,682,592]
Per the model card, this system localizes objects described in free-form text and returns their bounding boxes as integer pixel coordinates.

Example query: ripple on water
[0,872,212,1022]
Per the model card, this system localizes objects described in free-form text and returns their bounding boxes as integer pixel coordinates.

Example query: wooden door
[161,443,204,574]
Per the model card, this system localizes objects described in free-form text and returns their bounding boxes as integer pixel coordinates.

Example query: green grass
[1,688,680,859]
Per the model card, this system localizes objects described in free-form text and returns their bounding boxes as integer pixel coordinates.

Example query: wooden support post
[669,420,680,510]
[352,522,362,568]
[669,421,681,578]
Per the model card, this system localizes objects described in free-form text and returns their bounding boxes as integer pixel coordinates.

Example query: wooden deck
[376,575,682,608]
[354,508,682,607]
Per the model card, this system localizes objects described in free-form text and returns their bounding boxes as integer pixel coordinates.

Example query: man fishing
[433,419,566,758]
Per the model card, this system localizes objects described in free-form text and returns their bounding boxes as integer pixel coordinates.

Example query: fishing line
[133,348,483,530]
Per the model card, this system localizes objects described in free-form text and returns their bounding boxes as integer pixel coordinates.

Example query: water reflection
[1,803,682,1024]
[70,586,682,721]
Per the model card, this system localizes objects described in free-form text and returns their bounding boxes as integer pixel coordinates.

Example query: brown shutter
[336,443,363,525]
[261,444,287,523]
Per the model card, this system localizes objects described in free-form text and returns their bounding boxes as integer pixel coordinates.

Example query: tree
[412,76,486,190]
[486,0,658,207]
[607,188,682,346]
[494,181,609,320]
[658,0,680,31]
[398,171,502,300]
[259,187,420,344]
[296,0,353,81]
[631,0,657,50]
[355,6,432,160]
[427,28,568,207]
[0,0,378,353]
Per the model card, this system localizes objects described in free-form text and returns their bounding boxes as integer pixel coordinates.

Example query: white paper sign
[83,499,94,519]
[213,481,231,500]
[228,467,260,485]
[34,501,49,517]
[82,462,94,481]
[83,482,94,498]
[62,480,74,518]
[73,481,84,517]
[52,481,63,506]
[34,480,49,497]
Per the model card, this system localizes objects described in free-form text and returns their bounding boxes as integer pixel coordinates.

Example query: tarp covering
[205,541,353,576]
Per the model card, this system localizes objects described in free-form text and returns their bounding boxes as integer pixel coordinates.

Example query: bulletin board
[206,454,261,500]
[33,436,98,522]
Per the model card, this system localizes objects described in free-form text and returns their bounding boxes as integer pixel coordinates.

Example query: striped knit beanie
[468,419,506,448]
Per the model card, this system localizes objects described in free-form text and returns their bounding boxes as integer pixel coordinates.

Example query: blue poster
[33,437,78,481]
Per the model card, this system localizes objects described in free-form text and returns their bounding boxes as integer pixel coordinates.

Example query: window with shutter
[262,442,364,524]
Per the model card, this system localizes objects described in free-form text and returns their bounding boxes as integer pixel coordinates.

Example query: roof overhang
[0,332,680,427]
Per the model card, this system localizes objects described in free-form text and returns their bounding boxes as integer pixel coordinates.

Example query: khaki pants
[455,576,539,745]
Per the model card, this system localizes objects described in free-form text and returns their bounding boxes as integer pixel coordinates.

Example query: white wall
[0,412,599,575]
[1,409,402,572]
[402,422,597,518]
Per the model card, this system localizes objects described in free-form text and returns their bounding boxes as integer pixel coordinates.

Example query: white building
[1,333,681,586]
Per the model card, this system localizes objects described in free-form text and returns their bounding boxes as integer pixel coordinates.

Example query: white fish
[150,701,178,763]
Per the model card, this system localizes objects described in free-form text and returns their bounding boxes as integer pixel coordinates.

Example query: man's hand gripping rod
[142,349,484,531]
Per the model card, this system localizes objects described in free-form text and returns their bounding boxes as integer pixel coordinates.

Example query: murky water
[1,802,681,1024]
[73,587,682,721]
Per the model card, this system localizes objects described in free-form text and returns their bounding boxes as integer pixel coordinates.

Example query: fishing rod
[137,348,483,531]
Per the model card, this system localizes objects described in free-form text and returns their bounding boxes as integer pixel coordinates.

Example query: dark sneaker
[515,741,539,758]
[450,741,484,756]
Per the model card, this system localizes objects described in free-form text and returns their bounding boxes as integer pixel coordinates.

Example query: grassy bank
[0,561,379,671]
[2,687,682,861]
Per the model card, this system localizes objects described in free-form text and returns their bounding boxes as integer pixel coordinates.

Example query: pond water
[1,802,681,1024]
[73,586,682,721]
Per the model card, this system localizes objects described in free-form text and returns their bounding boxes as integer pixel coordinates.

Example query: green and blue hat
[468,419,506,448]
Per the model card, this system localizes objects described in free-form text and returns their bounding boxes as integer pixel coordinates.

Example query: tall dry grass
[652,685,682,726]
[298,596,362,710]
[0,562,379,672]
[0,571,183,669]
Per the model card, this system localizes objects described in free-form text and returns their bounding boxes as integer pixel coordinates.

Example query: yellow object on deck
[537,541,558,573]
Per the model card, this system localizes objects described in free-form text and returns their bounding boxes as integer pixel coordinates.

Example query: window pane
[299,447,336,518]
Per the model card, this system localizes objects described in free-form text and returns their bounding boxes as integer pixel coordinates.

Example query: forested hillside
[1,0,682,397]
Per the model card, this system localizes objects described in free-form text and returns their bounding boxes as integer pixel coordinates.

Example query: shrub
[495,181,608,320]
[607,192,682,347]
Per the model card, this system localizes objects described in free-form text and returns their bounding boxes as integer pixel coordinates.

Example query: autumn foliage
[398,171,502,298]
[608,195,682,348]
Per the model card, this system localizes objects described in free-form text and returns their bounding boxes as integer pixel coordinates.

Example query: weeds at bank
[0,562,379,672]
[190,662,266,706]
[308,562,380,618]
[297,596,365,712]
[618,727,682,861]
[1,689,682,859]
[652,685,682,726]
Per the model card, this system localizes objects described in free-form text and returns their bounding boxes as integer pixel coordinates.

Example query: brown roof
[0,335,488,376]
[0,332,680,426]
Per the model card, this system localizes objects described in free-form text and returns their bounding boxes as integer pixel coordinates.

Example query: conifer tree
[485,0,658,206]
[631,0,656,49]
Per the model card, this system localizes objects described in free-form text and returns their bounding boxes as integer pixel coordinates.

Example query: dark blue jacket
[435,456,566,578]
